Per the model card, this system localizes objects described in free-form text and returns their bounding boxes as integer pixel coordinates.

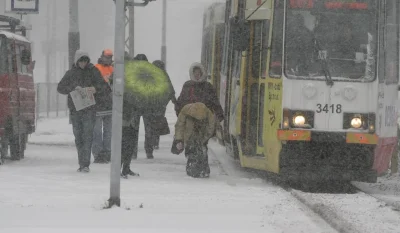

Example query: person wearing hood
[175,62,224,121]
[92,49,114,163]
[173,102,216,178]
[57,50,111,172]
[173,62,224,178]
[152,60,176,149]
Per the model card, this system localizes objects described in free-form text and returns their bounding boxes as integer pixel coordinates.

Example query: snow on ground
[353,174,400,211]
[0,105,337,233]
[291,190,400,233]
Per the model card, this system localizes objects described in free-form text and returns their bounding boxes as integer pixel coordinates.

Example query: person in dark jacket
[175,62,224,122]
[92,49,114,163]
[120,53,159,178]
[174,62,224,178]
[57,50,111,172]
[152,60,176,149]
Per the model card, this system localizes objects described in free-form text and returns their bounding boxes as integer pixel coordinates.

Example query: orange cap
[103,49,113,56]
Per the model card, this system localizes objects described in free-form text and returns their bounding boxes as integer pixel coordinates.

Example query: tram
[201,0,400,183]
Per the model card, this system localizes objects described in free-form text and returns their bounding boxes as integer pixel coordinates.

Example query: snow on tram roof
[0,30,30,43]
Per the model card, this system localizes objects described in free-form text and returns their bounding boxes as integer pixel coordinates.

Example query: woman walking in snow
[173,62,224,178]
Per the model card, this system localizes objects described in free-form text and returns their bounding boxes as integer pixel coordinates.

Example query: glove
[176,142,184,151]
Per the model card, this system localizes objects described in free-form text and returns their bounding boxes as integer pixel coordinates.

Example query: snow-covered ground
[353,174,400,211]
[291,189,400,233]
[1,104,339,233]
[2,104,400,232]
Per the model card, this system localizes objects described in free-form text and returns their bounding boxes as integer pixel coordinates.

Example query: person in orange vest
[93,49,114,163]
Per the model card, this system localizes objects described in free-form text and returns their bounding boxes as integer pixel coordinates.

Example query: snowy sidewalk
[0,106,336,233]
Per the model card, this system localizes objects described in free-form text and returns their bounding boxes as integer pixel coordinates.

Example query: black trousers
[121,114,155,172]
[70,110,96,168]
[185,141,210,177]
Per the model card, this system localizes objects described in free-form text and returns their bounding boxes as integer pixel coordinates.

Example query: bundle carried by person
[172,102,215,178]
[172,102,216,155]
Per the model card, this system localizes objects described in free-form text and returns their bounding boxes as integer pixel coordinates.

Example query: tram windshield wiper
[313,37,334,86]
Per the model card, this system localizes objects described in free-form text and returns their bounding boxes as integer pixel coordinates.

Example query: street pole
[68,0,80,69]
[128,5,135,57]
[46,2,51,117]
[161,0,167,68]
[52,1,57,117]
[109,0,126,208]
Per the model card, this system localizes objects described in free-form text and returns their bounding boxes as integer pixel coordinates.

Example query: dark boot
[146,153,154,159]
[104,151,111,163]
[121,167,139,177]
[93,155,102,163]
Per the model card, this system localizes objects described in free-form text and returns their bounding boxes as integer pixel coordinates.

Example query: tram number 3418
[316,104,342,113]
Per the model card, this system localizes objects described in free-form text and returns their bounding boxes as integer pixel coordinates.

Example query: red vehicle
[0,16,35,162]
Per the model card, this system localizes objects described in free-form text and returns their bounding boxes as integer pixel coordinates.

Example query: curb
[291,190,361,233]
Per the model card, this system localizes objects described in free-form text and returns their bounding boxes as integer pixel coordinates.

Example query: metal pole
[64,55,68,116]
[128,5,135,57]
[69,0,80,69]
[35,84,39,128]
[109,0,126,208]
[161,0,167,68]
[52,1,57,118]
[56,85,59,117]
[46,3,51,118]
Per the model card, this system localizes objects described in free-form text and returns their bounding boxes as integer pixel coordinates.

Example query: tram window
[203,39,207,70]
[221,27,230,76]
[258,84,265,147]
[203,35,207,67]
[233,50,241,78]
[0,37,7,75]
[249,83,259,153]
[269,8,283,78]
[207,33,213,75]
[261,20,270,78]
[251,22,262,78]
[384,0,399,85]
[218,26,225,71]
[221,0,231,76]
[204,32,209,73]
[232,51,238,78]
[202,35,207,65]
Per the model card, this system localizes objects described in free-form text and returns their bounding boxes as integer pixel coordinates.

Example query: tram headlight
[343,113,375,132]
[283,109,314,129]
[293,115,306,126]
[351,117,362,129]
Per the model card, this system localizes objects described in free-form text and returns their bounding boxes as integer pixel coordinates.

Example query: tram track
[210,143,400,233]
[209,146,341,232]
[350,183,400,212]
[289,188,360,233]
[283,182,399,233]
[274,181,359,233]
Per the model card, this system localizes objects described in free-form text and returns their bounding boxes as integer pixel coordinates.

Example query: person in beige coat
[174,102,216,178]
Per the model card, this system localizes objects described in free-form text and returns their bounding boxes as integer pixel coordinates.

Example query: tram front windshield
[284,0,378,81]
